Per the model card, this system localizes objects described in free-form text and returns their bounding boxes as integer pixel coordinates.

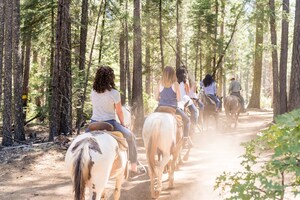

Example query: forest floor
[0,109,274,200]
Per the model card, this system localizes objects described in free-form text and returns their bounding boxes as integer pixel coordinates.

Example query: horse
[65,105,132,200]
[198,91,220,130]
[65,129,127,200]
[224,95,242,128]
[142,110,183,199]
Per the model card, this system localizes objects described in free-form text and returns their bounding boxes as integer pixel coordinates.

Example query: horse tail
[147,119,161,177]
[73,142,91,200]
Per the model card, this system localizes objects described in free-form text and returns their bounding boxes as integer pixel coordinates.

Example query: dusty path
[0,109,272,200]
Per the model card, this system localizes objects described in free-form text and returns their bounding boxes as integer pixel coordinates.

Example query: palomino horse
[198,91,219,129]
[142,110,183,199]
[224,95,242,128]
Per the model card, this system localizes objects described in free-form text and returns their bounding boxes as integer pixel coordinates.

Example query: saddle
[88,121,129,179]
[156,106,183,127]
[88,122,128,151]
[230,94,242,104]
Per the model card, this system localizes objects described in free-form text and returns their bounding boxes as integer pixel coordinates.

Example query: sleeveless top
[158,84,177,108]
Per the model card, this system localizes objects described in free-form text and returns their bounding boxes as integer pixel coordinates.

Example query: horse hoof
[151,190,160,199]
[183,156,189,161]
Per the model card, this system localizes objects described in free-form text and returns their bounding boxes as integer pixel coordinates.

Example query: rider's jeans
[176,108,191,138]
[188,103,199,125]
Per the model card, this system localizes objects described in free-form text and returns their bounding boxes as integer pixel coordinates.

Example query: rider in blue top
[156,66,193,148]
[202,74,221,111]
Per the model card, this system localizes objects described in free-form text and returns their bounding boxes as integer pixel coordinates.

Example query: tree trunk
[159,0,164,71]
[76,0,88,134]
[248,2,264,109]
[125,0,131,105]
[59,0,72,135]
[120,21,126,105]
[0,0,4,109]
[49,0,72,140]
[288,0,300,111]
[132,0,144,133]
[145,0,151,94]
[212,0,218,74]
[279,0,289,114]
[2,0,13,146]
[269,0,279,118]
[13,0,25,141]
[47,0,55,119]
[176,0,182,69]
[98,0,106,65]
[217,0,225,98]
[22,30,31,122]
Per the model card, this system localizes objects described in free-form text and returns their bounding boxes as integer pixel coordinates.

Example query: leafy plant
[215,109,300,200]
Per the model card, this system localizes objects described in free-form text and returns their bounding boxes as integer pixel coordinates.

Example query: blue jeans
[188,103,199,125]
[89,119,137,163]
[197,100,204,110]
[176,108,190,137]
[207,94,221,109]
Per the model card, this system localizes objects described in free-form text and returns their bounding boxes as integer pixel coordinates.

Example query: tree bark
[0,0,4,109]
[49,0,72,140]
[2,0,13,146]
[279,0,289,114]
[248,1,264,109]
[288,0,300,111]
[98,0,106,65]
[176,0,182,69]
[159,0,164,71]
[76,0,88,134]
[269,0,279,118]
[13,0,25,141]
[59,0,72,135]
[120,17,126,105]
[132,0,144,133]
[145,0,151,94]
[125,0,131,105]
[22,29,31,122]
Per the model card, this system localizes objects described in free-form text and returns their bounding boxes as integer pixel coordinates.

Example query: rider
[189,79,204,111]
[176,66,199,128]
[202,74,221,112]
[156,66,193,148]
[90,66,143,175]
[228,77,246,113]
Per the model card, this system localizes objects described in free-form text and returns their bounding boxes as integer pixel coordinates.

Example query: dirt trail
[0,109,273,200]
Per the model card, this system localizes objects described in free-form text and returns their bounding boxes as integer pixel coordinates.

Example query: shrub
[215,109,300,200]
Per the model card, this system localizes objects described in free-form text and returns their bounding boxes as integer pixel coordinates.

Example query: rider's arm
[174,82,181,102]
[184,81,190,95]
[115,102,125,126]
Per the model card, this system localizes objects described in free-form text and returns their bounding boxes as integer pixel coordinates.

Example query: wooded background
[0,0,299,146]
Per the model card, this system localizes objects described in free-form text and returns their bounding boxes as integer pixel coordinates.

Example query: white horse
[65,131,127,200]
[142,111,181,199]
[65,105,131,200]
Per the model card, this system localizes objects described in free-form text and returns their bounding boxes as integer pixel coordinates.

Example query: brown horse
[224,95,242,128]
[198,91,219,130]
